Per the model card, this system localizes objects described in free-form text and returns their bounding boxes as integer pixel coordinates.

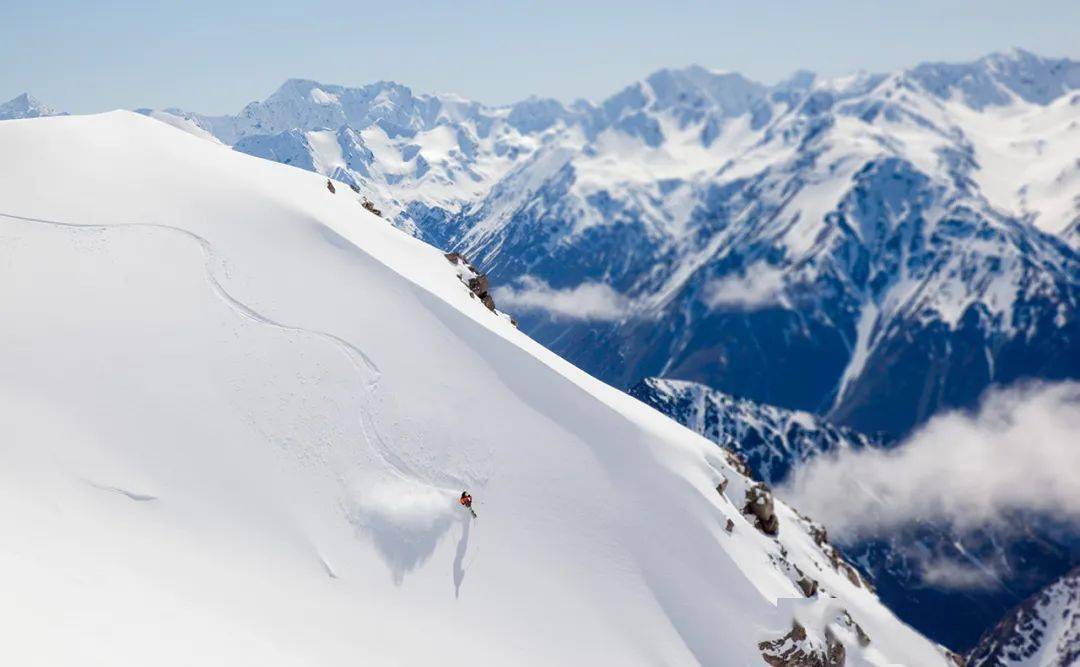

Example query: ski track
[0,210,464,496]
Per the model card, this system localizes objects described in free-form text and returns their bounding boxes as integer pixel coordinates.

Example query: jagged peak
[0,92,64,120]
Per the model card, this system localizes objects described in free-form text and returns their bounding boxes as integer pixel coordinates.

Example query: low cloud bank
[780,382,1080,540]
[494,276,630,321]
[703,262,787,310]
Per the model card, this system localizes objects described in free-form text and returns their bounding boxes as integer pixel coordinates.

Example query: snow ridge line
[0,211,382,382]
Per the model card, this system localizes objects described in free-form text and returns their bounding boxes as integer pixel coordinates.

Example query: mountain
[967,565,1080,666]
[631,377,1080,651]
[148,50,1080,441]
[0,111,953,664]
[629,377,876,484]
[0,93,64,120]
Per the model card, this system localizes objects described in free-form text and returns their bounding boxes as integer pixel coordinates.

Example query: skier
[460,491,476,518]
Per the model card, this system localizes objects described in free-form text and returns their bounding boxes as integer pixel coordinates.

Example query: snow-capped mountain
[967,565,1080,666]
[0,112,952,665]
[0,93,64,120]
[630,376,1080,652]
[147,49,1080,440]
[629,377,876,483]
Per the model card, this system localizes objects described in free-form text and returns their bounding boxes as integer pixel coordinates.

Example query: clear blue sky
[4,0,1079,114]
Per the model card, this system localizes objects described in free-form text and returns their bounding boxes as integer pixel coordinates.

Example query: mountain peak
[0,93,64,120]
[906,49,1080,108]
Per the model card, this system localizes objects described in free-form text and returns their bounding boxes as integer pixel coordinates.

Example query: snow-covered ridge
[967,565,1080,666]
[0,112,949,664]
[630,377,876,484]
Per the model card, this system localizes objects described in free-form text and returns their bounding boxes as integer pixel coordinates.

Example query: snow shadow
[347,475,459,584]
[453,518,471,598]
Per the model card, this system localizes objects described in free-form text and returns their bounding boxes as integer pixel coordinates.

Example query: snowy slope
[967,565,1080,666]
[0,112,948,665]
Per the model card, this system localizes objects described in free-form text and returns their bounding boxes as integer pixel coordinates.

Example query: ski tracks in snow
[0,211,419,483]
[1,209,478,585]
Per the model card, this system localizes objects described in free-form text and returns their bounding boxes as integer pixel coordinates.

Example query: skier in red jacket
[460,491,476,518]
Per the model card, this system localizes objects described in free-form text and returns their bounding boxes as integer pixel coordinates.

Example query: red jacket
[460,494,472,508]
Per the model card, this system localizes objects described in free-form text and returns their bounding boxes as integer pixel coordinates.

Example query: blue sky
[4,0,1079,114]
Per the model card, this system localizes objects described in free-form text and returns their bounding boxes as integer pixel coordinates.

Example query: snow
[309,88,339,106]
[953,92,1080,235]
[141,110,224,145]
[833,302,880,408]
[0,112,950,665]
[305,129,345,173]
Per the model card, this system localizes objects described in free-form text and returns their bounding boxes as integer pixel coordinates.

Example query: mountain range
[0,110,955,665]
[107,48,1080,442]
[4,47,1078,661]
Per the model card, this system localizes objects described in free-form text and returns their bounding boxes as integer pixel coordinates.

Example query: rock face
[966,565,1080,667]
[445,252,497,311]
[744,482,780,536]
[760,622,845,667]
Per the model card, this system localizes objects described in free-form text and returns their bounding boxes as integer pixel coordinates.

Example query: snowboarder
[460,491,476,518]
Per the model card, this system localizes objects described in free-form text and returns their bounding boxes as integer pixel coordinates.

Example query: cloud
[494,276,630,321]
[915,557,1004,591]
[702,262,787,310]
[779,382,1080,540]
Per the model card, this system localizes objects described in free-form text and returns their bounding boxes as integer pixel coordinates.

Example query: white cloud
[915,557,1003,591]
[779,382,1080,540]
[703,262,787,310]
[494,276,630,321]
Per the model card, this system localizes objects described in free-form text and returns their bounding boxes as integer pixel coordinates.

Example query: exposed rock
[744,482,779,536]
[795,570,819,598]
[349,183,361,194]
[760,621,845,667]
[834,610,871,648]
[725,518,735,533]
[805,514,869,591]
[724,450,753,479]
[445,252,498,312]
[326,179,336,193]
[361,197,383,217]
[716,476,729,495]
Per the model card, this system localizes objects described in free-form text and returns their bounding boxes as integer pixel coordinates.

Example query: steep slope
[632,377,1080,651]
[967,565,1080,666]
[147,51,1080,439]
[0,113,948,665]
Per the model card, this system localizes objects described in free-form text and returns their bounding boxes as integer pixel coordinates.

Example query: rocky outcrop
[744,482,780,536]
[760,622,845,667]
[445,252,497,311]
[361,197,383,217]
[803,517,869,591]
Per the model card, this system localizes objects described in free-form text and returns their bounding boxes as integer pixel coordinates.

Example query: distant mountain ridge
[0,93,64,120]
[119,49,1080,442]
